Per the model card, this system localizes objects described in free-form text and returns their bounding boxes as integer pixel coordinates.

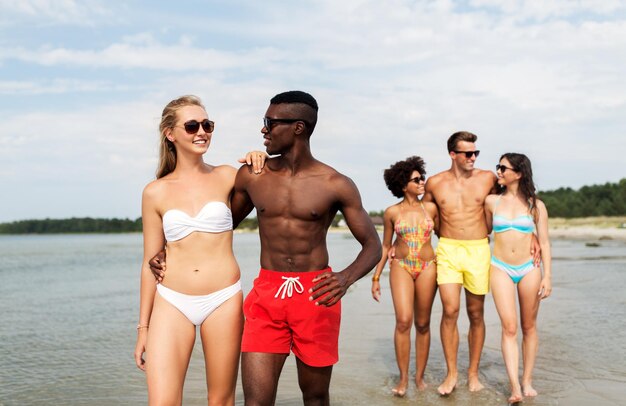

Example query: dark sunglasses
[263,117,308,130]
[410,175,426,184]
[179,119,214,134]
[453,150,480,158]
[496,164,515,173]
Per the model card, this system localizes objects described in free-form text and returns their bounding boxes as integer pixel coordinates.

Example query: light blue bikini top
[492,196,535,234]
[162,201,232,242]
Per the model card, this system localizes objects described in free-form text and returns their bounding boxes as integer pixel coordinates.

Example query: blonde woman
[485,153,552,403]
[133,95,263,405]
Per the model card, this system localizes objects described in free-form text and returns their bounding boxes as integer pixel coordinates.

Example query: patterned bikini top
[162,201,232,242]
[394,202,434,244]
[492,196,535,234]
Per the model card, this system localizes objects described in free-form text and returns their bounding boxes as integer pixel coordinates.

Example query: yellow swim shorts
[436,237,490,295]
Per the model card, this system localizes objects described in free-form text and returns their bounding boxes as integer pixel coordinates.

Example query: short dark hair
[271,90,318,111]
[270,90,318,133]
[447,131,477,152]
[383,156,426,198]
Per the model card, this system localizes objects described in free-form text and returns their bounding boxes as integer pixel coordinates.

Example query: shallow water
[0,233,624,405]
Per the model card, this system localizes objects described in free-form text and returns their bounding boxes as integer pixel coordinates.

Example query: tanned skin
[150,100,381,406]
[233,102,381,406]
[422,139,497,395]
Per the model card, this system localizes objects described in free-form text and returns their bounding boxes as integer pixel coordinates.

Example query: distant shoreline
[2,216,626,241]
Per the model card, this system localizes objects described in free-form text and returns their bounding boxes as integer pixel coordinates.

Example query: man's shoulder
[471,168,497,184]
[473,167,496,177]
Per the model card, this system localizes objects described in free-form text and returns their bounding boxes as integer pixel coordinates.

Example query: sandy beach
[548,216,626,241]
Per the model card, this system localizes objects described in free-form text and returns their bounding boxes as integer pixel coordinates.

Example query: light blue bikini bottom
[491,256,536,284]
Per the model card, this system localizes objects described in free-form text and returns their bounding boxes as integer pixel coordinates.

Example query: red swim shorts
[241,268,342,367]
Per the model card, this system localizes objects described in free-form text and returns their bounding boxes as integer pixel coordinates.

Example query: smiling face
[403,170,426,196]
[450,140,479,172]
[496,157,521,186]
[167,104,212,155]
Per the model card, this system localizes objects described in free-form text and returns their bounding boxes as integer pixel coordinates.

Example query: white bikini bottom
[157,280,241,326]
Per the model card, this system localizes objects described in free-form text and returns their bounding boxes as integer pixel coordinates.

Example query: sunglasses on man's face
[263,117,309,130]
[410,175,426,184]
[496,164,515,173]
[180,119,214,134]
[453,150,480,158]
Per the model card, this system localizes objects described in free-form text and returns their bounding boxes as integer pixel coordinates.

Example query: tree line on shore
[2,178,624,234]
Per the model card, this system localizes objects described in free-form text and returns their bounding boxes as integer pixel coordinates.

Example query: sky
[1,0,624,223]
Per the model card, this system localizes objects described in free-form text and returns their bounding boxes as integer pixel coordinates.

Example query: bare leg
[518,267,541,397]
[199,291,243,406]
[242,352,288,406]
[465,289,486,392]
[438,283,461,395]
[413,262,437,390]
[146,293,196,406]
[389,265,415,396]
[491,266,522,403]
[296,357,333,406]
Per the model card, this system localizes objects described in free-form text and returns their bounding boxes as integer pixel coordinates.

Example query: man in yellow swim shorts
[423,131,497,395]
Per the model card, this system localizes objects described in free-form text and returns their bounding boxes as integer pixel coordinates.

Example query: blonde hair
[156,95,205,179]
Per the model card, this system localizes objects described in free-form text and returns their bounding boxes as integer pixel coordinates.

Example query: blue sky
[1,0,624,222]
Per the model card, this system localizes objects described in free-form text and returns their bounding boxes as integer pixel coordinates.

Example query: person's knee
[149,391,181,406]
[414,317,430,335]
[442,305,460,321]
[520,320,536,336]
[502,321,518,338]
[395,316,413,333]
[466,304,484,324]
[208,392,234,406]
[300,387,330,405]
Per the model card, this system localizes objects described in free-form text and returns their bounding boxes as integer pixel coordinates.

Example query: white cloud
[1,1,625,221]
[0,0,112,25]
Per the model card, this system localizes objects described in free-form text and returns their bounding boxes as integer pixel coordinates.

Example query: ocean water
[0,233,625,405]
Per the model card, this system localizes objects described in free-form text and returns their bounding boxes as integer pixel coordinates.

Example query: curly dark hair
[383,156,426,198]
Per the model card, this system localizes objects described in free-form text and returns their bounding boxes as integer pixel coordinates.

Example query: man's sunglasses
[453,150,480,158]
[263,117,308,130]
[178,119,214,134]
[496,164,515,173]
[410,175,426,184]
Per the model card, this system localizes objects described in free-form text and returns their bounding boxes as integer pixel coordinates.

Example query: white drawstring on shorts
[274,276,304,299]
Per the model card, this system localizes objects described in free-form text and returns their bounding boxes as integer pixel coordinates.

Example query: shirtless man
[151,91,381,405]
[423,131,496,395]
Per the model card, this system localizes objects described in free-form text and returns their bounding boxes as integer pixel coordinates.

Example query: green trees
[0,217,142,234]
[538,178,626,218]
[1,179,624,233]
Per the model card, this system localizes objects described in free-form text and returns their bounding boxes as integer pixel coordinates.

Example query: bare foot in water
[438,374,457,395]
[508,384,523,404]
[416,377,428,391]
[522,382,538,397]
[468,373,484,392]
[391,380,408,397]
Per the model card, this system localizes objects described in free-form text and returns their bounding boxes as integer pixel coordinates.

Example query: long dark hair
[497,152,538,219]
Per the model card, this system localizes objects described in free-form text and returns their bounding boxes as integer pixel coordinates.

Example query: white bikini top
[162,201,233,242]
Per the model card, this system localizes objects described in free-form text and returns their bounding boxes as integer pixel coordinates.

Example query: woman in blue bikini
[485,153,552,403]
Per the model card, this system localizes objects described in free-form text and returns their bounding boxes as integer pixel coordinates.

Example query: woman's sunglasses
[410,175,426,184]
[496,164,515,173]
[179,119,215,134]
